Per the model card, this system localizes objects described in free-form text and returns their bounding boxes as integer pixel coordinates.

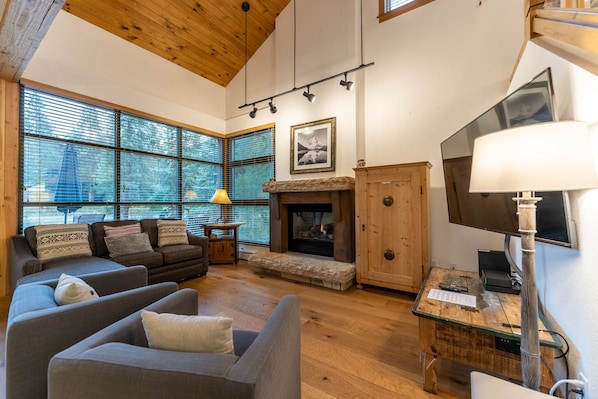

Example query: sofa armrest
[6,282,179,399]
[224,295,302,399]
[188,233,209,270]
[36,265,149,296]
[8,234,42,292]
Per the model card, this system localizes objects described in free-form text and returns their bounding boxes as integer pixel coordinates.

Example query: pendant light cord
[243,3,249,104]
[360,0,364,66]
[293,0,297,89]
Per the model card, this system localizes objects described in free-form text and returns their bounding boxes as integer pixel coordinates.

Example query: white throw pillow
[141,310,234,354]
[54,273,99,305]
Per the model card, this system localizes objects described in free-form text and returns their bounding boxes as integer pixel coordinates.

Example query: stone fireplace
[263,176,355,263]
[248,176,356,291]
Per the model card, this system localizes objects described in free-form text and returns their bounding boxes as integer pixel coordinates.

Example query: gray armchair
[48,293,302,399]
[5,266,178,399]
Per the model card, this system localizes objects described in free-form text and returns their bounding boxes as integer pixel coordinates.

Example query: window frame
[19,85,225,236]
[225,126,275,246]
[379,0,435,23]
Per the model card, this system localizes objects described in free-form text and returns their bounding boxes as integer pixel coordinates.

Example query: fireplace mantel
[265,177,355,263]
[262,176,355,193]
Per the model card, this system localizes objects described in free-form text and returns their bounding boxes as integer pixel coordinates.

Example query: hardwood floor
[0,261,472,398]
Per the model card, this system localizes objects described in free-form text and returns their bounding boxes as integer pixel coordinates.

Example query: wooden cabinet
[354,162,431,293]
[200,223,244,265]
[209,237,236,264]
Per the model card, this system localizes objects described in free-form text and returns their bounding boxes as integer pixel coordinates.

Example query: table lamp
[469,120,598,390]
[209,188,231,224]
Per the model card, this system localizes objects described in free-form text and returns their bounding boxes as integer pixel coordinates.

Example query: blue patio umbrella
[55,144,82,223]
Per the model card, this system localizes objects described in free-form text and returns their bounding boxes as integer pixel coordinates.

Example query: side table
[200,222,244,265]
[412,267,561,394]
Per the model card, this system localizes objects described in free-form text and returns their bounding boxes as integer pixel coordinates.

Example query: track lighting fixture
[269,98,277,113]
[239,0,374,116]
[249,104,257,118]
[303,86,316,103]
[340,73,354,91]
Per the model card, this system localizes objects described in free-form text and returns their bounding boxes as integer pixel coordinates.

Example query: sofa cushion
[104,232,154,258]
[156,220,189,247]
[104,223,142,237]
[141,310,234,354]
[35,224,92,261]
[54,273,99,306]
[155,244,203,265]
[107,251,164,269]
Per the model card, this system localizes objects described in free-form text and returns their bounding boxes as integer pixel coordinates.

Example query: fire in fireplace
[288,204,333,257]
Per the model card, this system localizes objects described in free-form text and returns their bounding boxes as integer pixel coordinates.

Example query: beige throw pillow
[54,273,99,305]
[156,220,189,247]
[35,223,92,261]
[141,310,234,354]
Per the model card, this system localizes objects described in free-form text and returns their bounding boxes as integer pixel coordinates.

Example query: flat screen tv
[440,68,576,247]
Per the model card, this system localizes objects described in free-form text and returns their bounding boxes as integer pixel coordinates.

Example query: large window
[379,0,435,22]
[227,128,275,245]
[20,87,223,236]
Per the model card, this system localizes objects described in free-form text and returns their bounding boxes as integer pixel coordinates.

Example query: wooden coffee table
[412,267,561,394]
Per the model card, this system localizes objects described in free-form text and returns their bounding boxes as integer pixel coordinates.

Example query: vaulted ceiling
[0,0,291,87]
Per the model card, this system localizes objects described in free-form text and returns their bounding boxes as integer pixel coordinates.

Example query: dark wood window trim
[378,0,435,23]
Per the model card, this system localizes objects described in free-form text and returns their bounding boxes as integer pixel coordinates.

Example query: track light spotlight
[269,98,277,114]
[249,104,257,118]
[303,86,316,103]
[340,73,354,91]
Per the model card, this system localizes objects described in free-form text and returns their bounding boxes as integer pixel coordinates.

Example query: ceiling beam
[0,0,66,82]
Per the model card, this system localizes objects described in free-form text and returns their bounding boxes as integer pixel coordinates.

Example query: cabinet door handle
[382,196,394,206]
[384,250,395,260]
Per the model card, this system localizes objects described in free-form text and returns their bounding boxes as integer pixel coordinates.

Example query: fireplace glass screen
[288,204,333,257]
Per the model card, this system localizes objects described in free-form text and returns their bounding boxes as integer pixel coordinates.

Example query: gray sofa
[9,218,209,291]
[5,266,179,399]
[48,293,302,399]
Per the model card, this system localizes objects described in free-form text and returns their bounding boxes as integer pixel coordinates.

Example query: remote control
[438,283,468,292]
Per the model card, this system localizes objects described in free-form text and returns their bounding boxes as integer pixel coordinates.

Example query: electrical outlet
[580,372,589,399]
[449,262,457,270]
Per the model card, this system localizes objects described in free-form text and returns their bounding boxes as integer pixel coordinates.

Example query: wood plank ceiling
[0,0,290,87]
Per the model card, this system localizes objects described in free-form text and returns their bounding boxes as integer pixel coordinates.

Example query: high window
[226,127,275,245]
[19,86,230,237]
[379,0,435,22]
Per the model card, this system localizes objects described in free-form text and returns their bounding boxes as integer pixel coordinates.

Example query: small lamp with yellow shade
[209,189,231,224]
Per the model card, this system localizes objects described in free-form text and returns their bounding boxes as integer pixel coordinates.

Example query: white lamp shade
[470,121,598,193]
[209,189,232,204]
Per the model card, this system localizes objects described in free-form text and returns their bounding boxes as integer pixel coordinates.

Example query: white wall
[227,0,523,266]
[23,11,226,133]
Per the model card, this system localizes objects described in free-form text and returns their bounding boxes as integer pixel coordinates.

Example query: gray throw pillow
[104,232,154,258]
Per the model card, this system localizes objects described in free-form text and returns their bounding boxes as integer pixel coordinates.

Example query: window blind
[226,127,275,245]
[380,0,434,21]
[20,86,224,233]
